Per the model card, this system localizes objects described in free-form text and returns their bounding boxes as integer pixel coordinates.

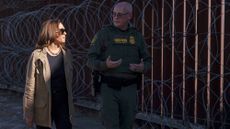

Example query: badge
[129,36,135,44]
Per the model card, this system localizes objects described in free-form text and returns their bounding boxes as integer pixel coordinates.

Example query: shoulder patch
[129,36,135,44]
[91,35,97,45]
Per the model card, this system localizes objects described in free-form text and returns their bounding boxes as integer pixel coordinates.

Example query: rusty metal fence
[0,0,230,128]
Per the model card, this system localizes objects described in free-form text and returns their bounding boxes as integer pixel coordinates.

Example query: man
[87,2,151,129]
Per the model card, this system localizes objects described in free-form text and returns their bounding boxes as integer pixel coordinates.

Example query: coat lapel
[61,48,70,89]
[38,47,70,94]
[41,47,51,93]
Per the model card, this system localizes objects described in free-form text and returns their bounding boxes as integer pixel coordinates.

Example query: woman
[23,19,74,129]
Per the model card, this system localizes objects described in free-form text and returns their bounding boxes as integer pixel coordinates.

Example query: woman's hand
[25,114,33,128]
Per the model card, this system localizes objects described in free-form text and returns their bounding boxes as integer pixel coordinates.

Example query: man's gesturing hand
[129,59,144,73]
[106,56,122,68]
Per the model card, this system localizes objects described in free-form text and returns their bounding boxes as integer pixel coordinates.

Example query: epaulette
[99,25,113,33]
[101,24,112,29]
[101,24,113,31]
[129,25,138,32]
[127,23,137,29]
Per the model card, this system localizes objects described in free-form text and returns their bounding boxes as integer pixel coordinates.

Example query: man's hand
[129,59,144,73]
[106,56,122,68]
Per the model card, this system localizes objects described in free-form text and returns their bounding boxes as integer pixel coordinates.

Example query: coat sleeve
[23,52,36,119]
[65,49,75,116]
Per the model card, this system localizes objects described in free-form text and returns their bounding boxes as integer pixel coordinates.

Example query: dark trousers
[52,92,72,129]
[101,83,137,129]
[37,93,72,129]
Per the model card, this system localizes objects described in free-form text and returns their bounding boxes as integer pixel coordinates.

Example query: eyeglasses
[112,12,128,18]
[57,28,66,34]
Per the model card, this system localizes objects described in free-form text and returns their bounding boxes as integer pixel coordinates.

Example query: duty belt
[102,75,137,90]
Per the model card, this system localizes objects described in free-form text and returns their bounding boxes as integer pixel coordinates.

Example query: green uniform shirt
[87,24,151,74]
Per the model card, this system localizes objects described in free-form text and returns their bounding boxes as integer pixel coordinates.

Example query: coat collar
[42,46,66,55]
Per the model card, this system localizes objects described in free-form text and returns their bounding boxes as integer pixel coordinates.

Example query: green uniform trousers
[101,83,137,129]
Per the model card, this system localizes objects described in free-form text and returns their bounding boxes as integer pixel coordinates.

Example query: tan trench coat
[23,47,75,127]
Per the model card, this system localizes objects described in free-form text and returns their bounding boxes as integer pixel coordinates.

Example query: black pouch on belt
[92,71,102,94]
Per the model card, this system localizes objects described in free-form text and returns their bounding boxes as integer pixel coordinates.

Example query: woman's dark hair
[35,19,64,49]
